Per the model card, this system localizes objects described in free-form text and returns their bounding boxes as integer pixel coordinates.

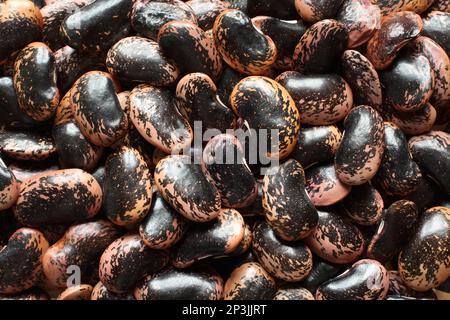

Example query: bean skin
[0,156,19,211]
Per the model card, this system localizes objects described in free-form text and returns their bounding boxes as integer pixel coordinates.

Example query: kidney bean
[335,106,385,186]
[252,16,308,70]
[99,234,169,293]
[13,42,59,122]
[262,159,318,241]
[277,71,353,125]
[41,0,94,51]
[375,0,435,16]
[0,287,49,300]
[172,209,245,268]
[213,9,277,75]
[294,0,344,23]
[341,183,384,226]
[429,0,450,11]
[391,103,437,135]
[306,210,364,264]
[248,0,297,19]
[252,221,313,282]
[71,71,128,147]
[336,0,381,48]
[367,11,423,70]
[223,262,276,300]
[340,50,383,108]
[154,155,221,222]
[301,259,344,294]
[106,37,179,86]
[203,134,257,208]
[375,122,422,196]
[0,156,19,211]
[103,146,152,226]
[14,169,102,226]
[0,76,42,130]
[398,206,450,291]
[131,0,197,41]
[230,76,300,159]
[135,267,223,300]
[316,259,389,300]
[158,20,222,80]
[43,220,120,288]
[0,228,49,294]
[176,73,236,132]
[0,0,43,64]
[129,85,192,154]
[91,281,134,300]
[61,0,132,53]
[292,19,348,74]
[409,131,450,194]
[305,163,352,207]
[368,200,418,262]
[274,287,315,300]
[57,284,92,300]
[0,130,56,161]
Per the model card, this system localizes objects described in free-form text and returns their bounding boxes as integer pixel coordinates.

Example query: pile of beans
[0,0,449,300]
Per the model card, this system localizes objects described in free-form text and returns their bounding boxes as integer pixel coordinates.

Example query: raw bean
[158,20,222,79]
[57,284,92,300]
[341,183,384,226]
[106,36,180,86]
[188,0,230,31]
[262,159,318,241]
[367,200,418,262]
[292,19,349,74]
[139,191,188,250]
[0,0,43,64]
[335,106,385,186]
[316,259,389,300]
[306,210,364,264]
[134,267,223,300]
[43,220,120,288]
[291,126,342,169]
[0,156,19,210]
[0,228,49,294]
[247,0,298,19]
[176,73,236,132]
[230,76,300,160]
[274,287,315,300]
[172,209,245,268]
[154,155,221,222]
[252,221,313,282]
[71,71,128,147]
[130,85,193,154]
[61,0,133,52]
[99,234,170,293]
[223,262,276,300]
[305,163,352,207]
[203,134,257,208]
[366,11,423,70]
[277,72,353,126]
[0,130,56,161]
[103,146,152,226]
[13,42,59,121]
[375,122,422,196]
[295,0,344,23]
[398,206,450,291]
[213,9,277,75]
[131,0,197,40]
[91,282,135,300]
[409,131,450,194]
[14,169,102,226]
